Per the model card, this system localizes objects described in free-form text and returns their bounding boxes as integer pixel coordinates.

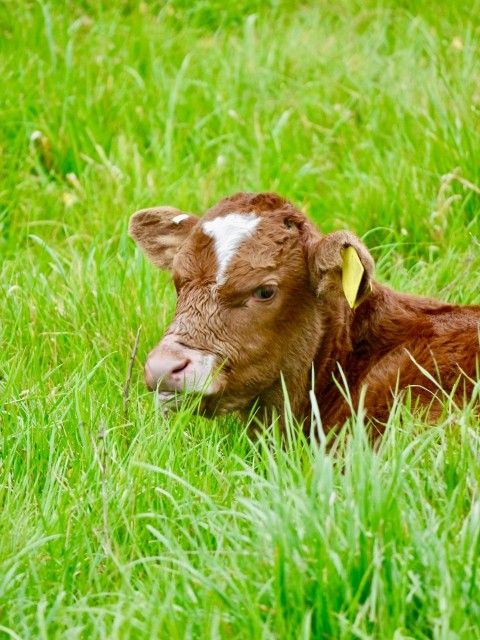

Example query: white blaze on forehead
[202,212,260,285]
[172,214,189,224]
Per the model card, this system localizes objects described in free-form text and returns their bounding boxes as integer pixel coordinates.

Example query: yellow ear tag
[342,246,365,309]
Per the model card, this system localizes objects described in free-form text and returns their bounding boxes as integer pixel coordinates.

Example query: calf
[129,192,480,434]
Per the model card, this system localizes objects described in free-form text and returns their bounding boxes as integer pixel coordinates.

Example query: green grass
[1,0,480,637]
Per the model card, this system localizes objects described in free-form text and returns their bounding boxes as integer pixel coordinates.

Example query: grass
[1,0,480,637]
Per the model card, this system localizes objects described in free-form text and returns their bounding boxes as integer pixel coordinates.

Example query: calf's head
[129,192,374,419]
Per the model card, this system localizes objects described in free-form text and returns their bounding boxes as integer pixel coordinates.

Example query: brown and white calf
[129,192,480,434]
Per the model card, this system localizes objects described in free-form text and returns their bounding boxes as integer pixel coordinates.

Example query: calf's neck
[129,192,480,433]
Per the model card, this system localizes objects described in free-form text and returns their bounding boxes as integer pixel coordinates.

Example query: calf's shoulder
[319,283,480,431]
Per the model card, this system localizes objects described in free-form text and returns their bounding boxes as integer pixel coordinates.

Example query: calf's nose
[144,355,190,391]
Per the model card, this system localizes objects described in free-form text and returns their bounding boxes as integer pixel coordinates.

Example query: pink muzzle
[144,334,217,395]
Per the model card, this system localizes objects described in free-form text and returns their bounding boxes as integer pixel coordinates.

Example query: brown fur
[129,192,480,433]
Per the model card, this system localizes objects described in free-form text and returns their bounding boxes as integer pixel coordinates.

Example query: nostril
[145,353,193,393]
[171,359,190,375]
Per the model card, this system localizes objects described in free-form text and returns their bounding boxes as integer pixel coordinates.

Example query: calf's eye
[252,286,276,301]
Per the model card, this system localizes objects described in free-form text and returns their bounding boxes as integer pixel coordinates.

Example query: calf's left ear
[308,230,375,309]
[129,206,198,270]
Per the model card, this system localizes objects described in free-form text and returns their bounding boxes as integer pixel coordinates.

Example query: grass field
[2,1,480,637]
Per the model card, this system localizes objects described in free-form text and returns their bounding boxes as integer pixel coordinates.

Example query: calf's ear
[129,206,198,269]
[308,230,375,309]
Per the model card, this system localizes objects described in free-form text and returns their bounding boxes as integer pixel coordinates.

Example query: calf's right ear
[129,206,198,270]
